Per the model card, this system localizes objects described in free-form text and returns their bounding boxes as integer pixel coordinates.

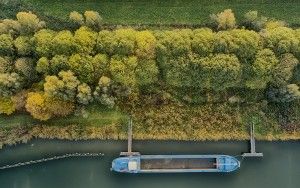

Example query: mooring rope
[0,152,104,170]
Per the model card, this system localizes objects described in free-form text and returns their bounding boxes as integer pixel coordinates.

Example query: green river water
[0,139,299,188]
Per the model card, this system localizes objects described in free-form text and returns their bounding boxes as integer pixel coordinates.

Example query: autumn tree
[210,9,236,30]
[69,11,84,26]
[0,56,13,73]
[93,76,116,108]
[92,53,109,82]
[77,83,93,105]
[84,11,102,30]
[44,70,80,101]
[0,72,22,97]
[135,59,159,86]
[0,97,16,115]
[34,29,56,57]
[135,30,156,59]
[16,12,45,34]
[96,30,115,55]
[68,54,94,84]
[191,28,214,56]
[15,58,38,83]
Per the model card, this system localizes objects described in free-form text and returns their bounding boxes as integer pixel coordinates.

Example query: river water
[0,139,299,188]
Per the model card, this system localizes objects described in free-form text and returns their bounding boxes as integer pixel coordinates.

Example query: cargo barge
[112,154,240,173]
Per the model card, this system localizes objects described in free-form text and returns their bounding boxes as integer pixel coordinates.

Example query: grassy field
[21,0,300,26]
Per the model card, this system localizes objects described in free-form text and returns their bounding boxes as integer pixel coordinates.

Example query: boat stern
[111,157,140,173]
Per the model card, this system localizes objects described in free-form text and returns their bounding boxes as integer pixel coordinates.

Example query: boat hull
[112,155,240,173]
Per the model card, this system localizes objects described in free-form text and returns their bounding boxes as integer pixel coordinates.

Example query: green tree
[135,59,159,86]
[36,57,49,74]
[136,30,156,59]
[52,30,77,56]
[44,70,80,101]
[74,26,97,54]
[267,84,300,103]
[34,29,56,57]
[113,29,136,55]
[77,83,93,105]
[96,30,115,55]
[246,49,279,89]
[191,28,214,56]
[201,54,241,91]
[0,34,14,55]
[110,55,138,87]
[92,53,109,81]
[14,36,34,56]
[50,55,70,75]
[242,10,268,31]
[0,72,23,97]
[262,27,298,55]
[68,54,94,84]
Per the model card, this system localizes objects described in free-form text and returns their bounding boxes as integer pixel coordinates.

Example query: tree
[246,49,279,89]
[34,29,56,57]
[26,91,75,121]
[210,9,236,30]
[92,53,109,81]
[74,26,97,54]
[93,76,116,108]
[25,92,51,121]
[213,29,261,60]
[44,70,80,101]
[0,72,22,97]
[77,83,93,105]
[0,19,21,36]
[110,55,138,87]
[191,28,214,56]
[68,54,94,84]
[135,59,159,86]
[84,11,102,30]
[96,30,115,55]
[50,55,70,75]
[135,30,156,59]
[262,27,298,55]
[0,56,13,73]
[52,30,77,56]
[36,57,50,74]
[69,11,84,26]
[201,54,241,91]
[0,34,14,55]
[11,90,28,112]
[267,84,300,103]
[15,58,38,83]
[271,53,299,87]
[242,10,268,31]
[0,97,15,115]
[113,29,137,55]
[14,36,34,56]
[16,12,45,34]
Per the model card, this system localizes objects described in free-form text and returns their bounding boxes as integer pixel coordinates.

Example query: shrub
[210,9,236,30]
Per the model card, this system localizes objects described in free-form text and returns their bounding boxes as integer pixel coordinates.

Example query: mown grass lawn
[23,0,300,25]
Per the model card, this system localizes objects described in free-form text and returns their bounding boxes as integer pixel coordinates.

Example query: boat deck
[140,158,217,170]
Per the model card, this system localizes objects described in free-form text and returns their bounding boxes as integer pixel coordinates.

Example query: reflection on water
[0,139,299,188]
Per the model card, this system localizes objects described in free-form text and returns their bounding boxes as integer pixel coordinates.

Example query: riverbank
[1,102,300,149]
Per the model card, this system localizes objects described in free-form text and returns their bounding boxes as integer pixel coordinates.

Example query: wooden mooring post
[120,117,140,156]
[242,123,263,158]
